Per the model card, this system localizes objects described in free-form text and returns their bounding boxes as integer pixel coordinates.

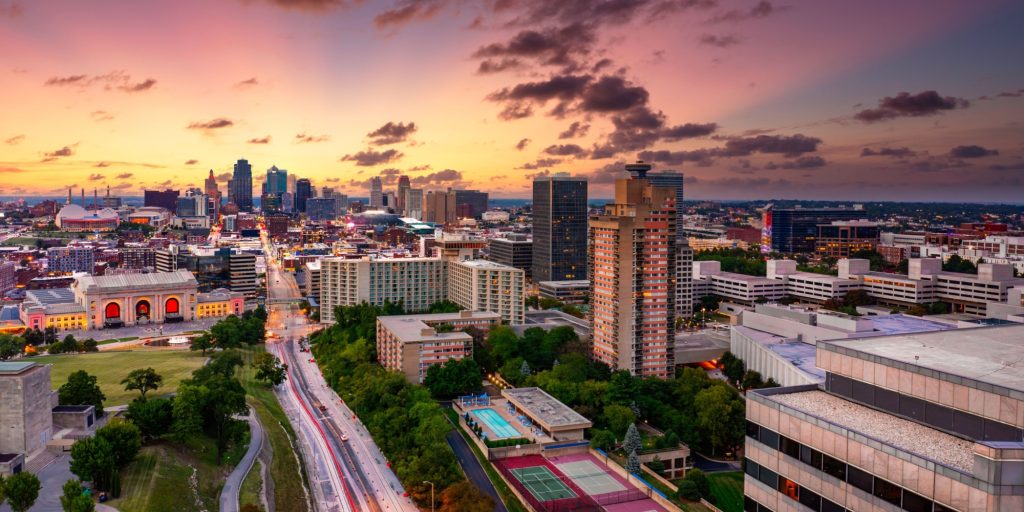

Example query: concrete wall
[0,365,54,455]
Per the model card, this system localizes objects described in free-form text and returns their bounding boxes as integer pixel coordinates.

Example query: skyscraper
[144,189,180,213]
[204,169,221,220]
[397,175,410,215]
[229,159,253,211]
[764,205,866,253]
[589,162,677,379]
[265,166,287,196]
[647,171,693,316]
[295,178,312,213]
[532,173,588,282]
[369,176,383,209]
[405,188,423,219]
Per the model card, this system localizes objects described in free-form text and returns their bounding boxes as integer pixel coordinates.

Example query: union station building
[20,270,245,331]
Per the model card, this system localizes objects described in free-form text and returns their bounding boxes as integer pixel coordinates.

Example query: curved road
[219,407,265,512]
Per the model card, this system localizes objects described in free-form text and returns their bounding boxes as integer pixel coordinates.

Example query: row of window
[745,458,846,512]
[747,421,957,512]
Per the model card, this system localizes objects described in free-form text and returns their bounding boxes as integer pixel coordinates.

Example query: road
[446,431,508,512]
[219,407,265,512]
[262,231,416,512]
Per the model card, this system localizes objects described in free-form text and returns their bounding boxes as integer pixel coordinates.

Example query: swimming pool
[472,408,520,439]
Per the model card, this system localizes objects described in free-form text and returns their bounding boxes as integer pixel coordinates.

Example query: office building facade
[764,206,867,253]
[47,247,95,274]
[488,234,533,278]
[295,178,312,213]
[369,176,383,209]
[532,173,588,282]
[229,159,254,211]
[144,189,180,213]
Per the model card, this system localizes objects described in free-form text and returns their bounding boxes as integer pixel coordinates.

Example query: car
[308,358,315,363]
[341,433,349,442]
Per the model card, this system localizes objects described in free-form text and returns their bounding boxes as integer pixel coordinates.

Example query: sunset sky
[2,0,1023,202]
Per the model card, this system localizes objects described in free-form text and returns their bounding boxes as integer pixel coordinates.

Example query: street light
[423,481,434,512]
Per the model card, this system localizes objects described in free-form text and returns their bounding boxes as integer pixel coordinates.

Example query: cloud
[515,138,531,151]
[589,160,629,184]
[87,173,104,181]
[116,172,133,179]
[185,159,199,165]
[407,164,432,172]
[543,143,587,157]
[638,149,717,166]
[340,148,403,166]
[234,77,259,88]
[0,2,23,18]
[95,162,110,168]
[42,145,74,162]
[472,23,596,72]
[110,182,134,191]
[579,75,649,112]
[4,134,24,145]
[661,122,718,141]
[854,90,969,123]
[860,147,916,159]
[44,71,157,93]
[295,133,330,143]
[518,158,562,170]
[558,121,590,139]
[187,118,234,130]
[485,74,591,119]
[949,145,998,158]
[477,58,525,74]
[718,133,821,157]
[374,0,445,29]
[409,168,464,187]
[215,172,232,182]
[0,167,25,173]
[708,1,782,24]
[90,110,115,121]
[699,34,741,48]
[247,135,271,144]
[764,156,827,170]
[366,121,417,145]
[260,0,350,11]
[591,109,719,158]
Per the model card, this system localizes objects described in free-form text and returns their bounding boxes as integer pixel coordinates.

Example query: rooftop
[503,387,592,429]
[75,269,198,291]
[0,361,37,375]
[537,280,590,288]
[769,390,975,472]
[455,259,521,270]
[824,324,1024,394]
[378,311,499,341]
[25,288,76,306]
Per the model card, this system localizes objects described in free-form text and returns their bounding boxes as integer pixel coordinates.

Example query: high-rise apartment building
[448,259,525,325]
[46,247,96,274]
[120,247,156,270]
[144,189,179,213]
[229,253,257,297]
[647,170,693,317]
[588,162,677,379]
[487,234,533,278]
[295,178,312,213]
[229,159,254,211]
[397,175,410,215]
[369,176,383,209]
[532,173,588,282]
[318,257,447,323]
[305,197,339,221]
[405,188,423,220]
[0,261,16,297]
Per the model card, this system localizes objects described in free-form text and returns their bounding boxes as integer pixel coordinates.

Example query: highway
[262,231,416,512]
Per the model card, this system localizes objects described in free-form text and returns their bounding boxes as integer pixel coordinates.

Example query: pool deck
[457,398,556,444]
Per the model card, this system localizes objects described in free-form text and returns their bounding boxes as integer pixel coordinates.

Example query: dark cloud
[996,88,1024,98]
[949,145,998,159]
[4,134,24,145]
[374,0,445,29]
[708,1,782,23]
[518,158,562,170]
[579,75,648,112]
[543,144,586,157]
[764,156,827,170]
[515,138,531,151]
[637,149,716,166]
[95,162,110,168]
[261,0,350,11]
[44,71,157,93]
[661,122,718,141]
[472,23,595,72]
[860,147,916,159]
[188,118,234,130]
[409,168,463,187]
[854,90,969,123]
[91,110,115,121]
[367,121,417,145]
[295,133,330,143]
[87,173,104,181]
[44,75,88,86]
[559,121,590,139]
[215,172,232,182]
[120,78,156,92]
[477,58,525,74]
[185,159,199,165]
[591,109,719,158]
[247,135,271,144]
[486,74,591,119]
[588,160,629,184]
[718,133,821,157]
[42,145,74,162]
[340,148,403,166]
[699,34,741,48]
[116,172,133,179]
[234,77,259,88]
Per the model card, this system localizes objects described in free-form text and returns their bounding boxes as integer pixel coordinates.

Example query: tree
[486,326,520,364]
[519,360,531,377]
[560,304,583,318]
[210,315,245,349]
[590,429,617,451]
[60,479,95,512]
[22,328,43,347]
[698,295,721,312]
[59,370,106,416]
[623,423,642,455]
[0,334,24,360]
[626,450,641,475]
[81,338,99,352]
[677,480,700,501]
[121,367,163,400]
[427,300,462,314]
[438,480,494,512]
[190,333,214,355]
[741,370,764,390]
[695,385,743,455]
[683,468,710,500]
[171,384,208,440]
[603,405,636,438]
[69,436,116,490]
[96,420,142,467]
[3,471,41,512]
[719,351,745,384]
[424,358,481,399]
[842,289,873,307]
[252,352,288,386]
[126,397,173,441]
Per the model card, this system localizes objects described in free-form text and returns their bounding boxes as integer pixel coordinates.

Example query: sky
[1,0,1023,203]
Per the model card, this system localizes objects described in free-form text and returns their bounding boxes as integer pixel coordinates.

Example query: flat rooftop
[521,310,591,338]
[25,287,76,305]
[455,259,520,270]
[378,311,499,341]
[537,280,590,289]
[824,324,1024,394]
[0,361,37,375]
[711,271,781,284]
[503,387,592,429]
[770,390,974,472]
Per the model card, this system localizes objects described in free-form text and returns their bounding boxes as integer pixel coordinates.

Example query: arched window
[105,302,120,319]
[136,300,151,319]
[166,297,180,315]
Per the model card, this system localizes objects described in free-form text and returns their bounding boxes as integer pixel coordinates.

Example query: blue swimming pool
[472,408,520,439]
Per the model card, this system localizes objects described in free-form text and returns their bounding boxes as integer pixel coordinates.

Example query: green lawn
[31,349,206,406]
[707,471,745,512]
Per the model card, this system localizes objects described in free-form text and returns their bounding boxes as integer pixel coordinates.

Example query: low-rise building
[815,220,880,258]
[537,280,590,305]
[0,362,55,462]
[376,311,500,383]
[502,387,592,443]
[195,288,245,318]
[693,260,787,304]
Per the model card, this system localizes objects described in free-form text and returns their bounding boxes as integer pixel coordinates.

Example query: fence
[493,461,602,512]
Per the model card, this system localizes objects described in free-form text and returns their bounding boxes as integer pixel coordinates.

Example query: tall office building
[264,166,288,197]
[397,175,410,215]
[532,173,588,282]
[204,170,220,220]
[229,159,253,211]
[369,176,383,209]
[452,189,489,218]
[405,188,424,220]
[588,162,677,379]
[647,170,693,317]
[295,178,312,213]
[144,189,180,213]
[764,205,866,253]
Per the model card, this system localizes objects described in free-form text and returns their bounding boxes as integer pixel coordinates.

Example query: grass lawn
[707,471,745,512]
[31,349,205,406]
[237,346,311,512]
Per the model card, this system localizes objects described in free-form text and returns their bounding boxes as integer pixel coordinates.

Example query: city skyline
[2,0,1024,202]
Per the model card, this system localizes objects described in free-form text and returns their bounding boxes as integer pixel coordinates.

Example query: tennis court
[472,407,521,439]
[557,459,627,496]
[510,466,578,502]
